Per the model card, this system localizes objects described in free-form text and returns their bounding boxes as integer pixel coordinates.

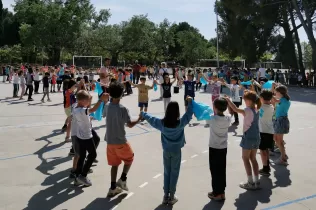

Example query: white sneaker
[41,99,45,103]
[168,195,178,205]
[65,137,71,143]
[107,187,123,198]
[239,182,256,190]
[47,99,52,102]
[116,179,129,191]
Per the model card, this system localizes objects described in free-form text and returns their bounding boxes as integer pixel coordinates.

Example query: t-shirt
[183,80,196,99]
[89,73,94,81]
[63,89,72,108]
[20,76,26,85]
[72,107,92,140]
[105,103,132,144]
[259,104,274,134]
[43,77,49,88]
[207,115,231,149]
[34,72,40,81]
[159,68,169,83]
[61,75,71,82]
[258,68,266,78]
[227,84,240,102]
[243,108,255,132]
[136,84,152,102]
[275,98,291,118]
[26,73,33,85]
[13,74,20,84]
[209,81,221,97]
[162,83,172,98]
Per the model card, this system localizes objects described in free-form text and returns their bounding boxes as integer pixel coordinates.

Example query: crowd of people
[1,60,292,206]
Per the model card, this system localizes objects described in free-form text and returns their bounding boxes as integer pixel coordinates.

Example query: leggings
[20,84,25,98]
[163,97,171,111]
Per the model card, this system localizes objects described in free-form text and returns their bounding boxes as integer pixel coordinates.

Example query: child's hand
[100,93,109,102]
[186,96,193,102]
[223,94,229,100]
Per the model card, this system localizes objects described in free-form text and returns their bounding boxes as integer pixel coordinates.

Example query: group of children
[59,63,291,206]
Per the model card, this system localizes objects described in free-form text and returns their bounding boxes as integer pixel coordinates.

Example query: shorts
[138,102,148,108]
[43,87,49,93]
[64,107,72,117]
[240,132,260,150]
[273,116,290,134]
[71,136,80,156]
[57,80,62,85]
[107,143,134,166]
[184,97,194,106]
[259,133,274,150]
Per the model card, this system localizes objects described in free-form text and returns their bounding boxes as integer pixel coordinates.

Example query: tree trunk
[48,47,61,65]
[111,52,119,66]
[292,0,316,70]
[281,6,298,69]
[289,6,304,71]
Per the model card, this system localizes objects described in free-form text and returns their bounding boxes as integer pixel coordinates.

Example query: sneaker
[74,179,81,186]
[255,181,261,190]
[259,168,270,176]
[41,99,45,103]
[208,192,225,201]
[69,170,76,179]
[275,158,288,166]
[88,169,93,174]
[68,151,75,157]
[107,187,123,198]
[47,99,52,102]
[116,179,129,191]
[239,182,256,190]
[28,98,34,101]
[274,148,281,153]
[76,175,92,187]
[65,137,71,143]
[204,124,210,128]
[93,159,99,163]
[168,195,178,205]
[162,195,169,205]
[285,154,289,160]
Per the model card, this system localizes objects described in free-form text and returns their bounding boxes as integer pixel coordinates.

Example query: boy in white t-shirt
[72,90,109,187]
[258,90,275,176]
[222,76,242,125]
[206,97,231,201]
[12,70,20,98]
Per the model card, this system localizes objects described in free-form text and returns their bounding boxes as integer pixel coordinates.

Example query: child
[222,76,242,125]
[89,70,94,91]
[63,79,77,142]
[19,71,26,100]
[155,74,177,111]
[105,81,142,197]
[124,69,133,95]
[51,72,57,92]
[73,90,109,186]
[26,68,34,101]
[182,72,198,111]
[141,97,193,205]
[206,97,231,201]
[41,72,51,102]
[202,73,222,106]
[272,85,291,165]
[224,90,261,190]
[258,90,274,175]
[12,70,20,98]
[130,76,154,114]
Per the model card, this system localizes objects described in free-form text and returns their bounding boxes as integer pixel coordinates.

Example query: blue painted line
[262,194,316,210]
[0,130,152,161]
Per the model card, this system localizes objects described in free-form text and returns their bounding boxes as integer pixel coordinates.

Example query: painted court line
[191,154,198,158]
[262,194,316,210]
[202,150,208,153]
[124,192,134,200]
[153,174,161,179]
[139,182,148,188]
[181,160,187,164]
[111,205,118,210]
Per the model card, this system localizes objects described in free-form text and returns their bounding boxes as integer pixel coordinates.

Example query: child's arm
[126,114,142,128]
[180,97,193,127]
[89,93,109,114]
[141,112,163,131]
[171,78,177,85]
[224,95,245,115]
[201,73,211,83]
[129,81,137,87]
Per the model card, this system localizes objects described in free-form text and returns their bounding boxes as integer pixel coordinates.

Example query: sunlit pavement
[1,80,316,210]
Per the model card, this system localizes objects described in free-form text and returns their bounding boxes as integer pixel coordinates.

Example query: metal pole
[216,0,219,68]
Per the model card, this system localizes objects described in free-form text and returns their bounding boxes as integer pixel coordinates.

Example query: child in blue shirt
[141,97,193,206]
[272,85,291,165]
[182,72,199,111]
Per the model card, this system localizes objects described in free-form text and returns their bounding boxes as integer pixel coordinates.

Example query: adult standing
[132,60,141,84]
[26,67,34,101]
[258,66,267,82]
[159,62,169,99]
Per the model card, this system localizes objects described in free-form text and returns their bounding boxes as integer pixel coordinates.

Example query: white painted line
[181,160,187,164]
[139,182,148,188]
[46,196,53,201]
[191,154,198,158]
[202,150,208,153]
[56,177,68,183]
[124,192,134,200]
[111,205,118,210]
[58,189,67,194]
[153,173,162,179]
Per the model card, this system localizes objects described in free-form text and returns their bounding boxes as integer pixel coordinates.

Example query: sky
[2,0,309,42]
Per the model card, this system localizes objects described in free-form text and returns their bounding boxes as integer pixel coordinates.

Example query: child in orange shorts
[105,81,141,197]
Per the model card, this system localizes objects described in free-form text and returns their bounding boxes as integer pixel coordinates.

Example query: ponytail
[256,96,262,109]
[284,93,290,101]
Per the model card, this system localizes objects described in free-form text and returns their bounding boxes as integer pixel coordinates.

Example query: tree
[302,41,313,70]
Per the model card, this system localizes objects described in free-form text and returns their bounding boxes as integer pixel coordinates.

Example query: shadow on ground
[84,194,128,210]
[24,169,83,210]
